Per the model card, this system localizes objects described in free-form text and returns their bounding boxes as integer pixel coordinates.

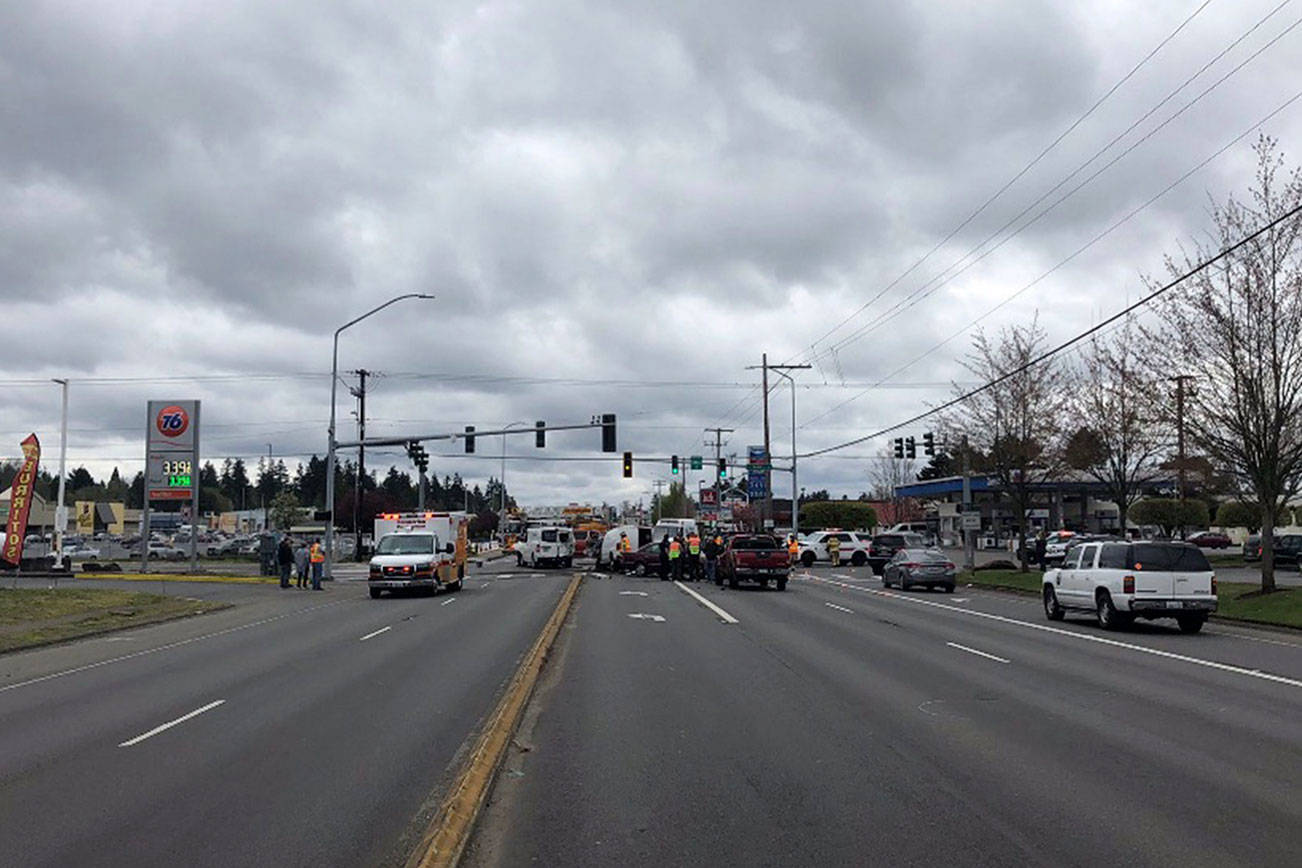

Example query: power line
[800,82,1302,429]
[797,199,1302,459]
[799,0,1219,360]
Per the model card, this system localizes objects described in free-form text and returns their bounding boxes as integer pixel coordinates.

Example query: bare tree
[1146,136,1302,592]
[866,452,917,523]
[944,317,1070,571]
[1063,317,1165,531]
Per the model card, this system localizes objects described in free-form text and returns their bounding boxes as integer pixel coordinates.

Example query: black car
[1274,534,1302,567]
[867,533,926,575]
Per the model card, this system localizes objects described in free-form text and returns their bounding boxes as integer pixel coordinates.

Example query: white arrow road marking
[946,641,1010,664]
[825,602,854,614]
[674,581,739,624]
[619,591,649,597]
[627,613,666,622]
[119,700,226,747]
[359,626,391,641]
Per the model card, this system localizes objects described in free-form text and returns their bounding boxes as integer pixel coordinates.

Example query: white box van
[516,526,575,568]
[652,519,698,543]
[597,525,653,568]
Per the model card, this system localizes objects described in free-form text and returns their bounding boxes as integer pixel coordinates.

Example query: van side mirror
[445,543,455,554]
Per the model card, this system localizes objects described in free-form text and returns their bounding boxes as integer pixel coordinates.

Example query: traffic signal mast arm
[336,420,609,450]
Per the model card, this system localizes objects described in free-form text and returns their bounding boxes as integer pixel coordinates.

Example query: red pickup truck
[718,534,789,590]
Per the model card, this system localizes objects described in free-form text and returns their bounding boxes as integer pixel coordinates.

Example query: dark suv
[867,532,926,575]
[1243,533,1302,566]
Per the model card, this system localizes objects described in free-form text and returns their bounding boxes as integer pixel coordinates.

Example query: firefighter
[827,533,841,568]
[687,531,702,581]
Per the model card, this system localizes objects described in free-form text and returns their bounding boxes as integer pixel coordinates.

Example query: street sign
[690,455,702,470]
[962,513,981,531]
[142,400,200,572]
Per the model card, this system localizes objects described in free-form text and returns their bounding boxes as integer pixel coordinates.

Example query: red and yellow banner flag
[3,434,41,566]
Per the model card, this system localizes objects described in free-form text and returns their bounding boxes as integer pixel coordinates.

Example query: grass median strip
[0,587,227,653]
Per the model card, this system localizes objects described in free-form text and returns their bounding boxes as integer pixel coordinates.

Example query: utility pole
[746,360,810,534]
[1172,374,1194,540]
[761,352,771,528]
[651,479,667,521]
[704,427,734,527]
[962,435,974,572]
[350,369,369,560]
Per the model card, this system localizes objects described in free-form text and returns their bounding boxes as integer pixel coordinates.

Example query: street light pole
[325,293,434,578]
[52,379,68,562]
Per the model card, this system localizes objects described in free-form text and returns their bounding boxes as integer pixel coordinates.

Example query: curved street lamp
[324,293,435,577]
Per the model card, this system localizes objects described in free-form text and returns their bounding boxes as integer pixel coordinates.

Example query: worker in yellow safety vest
[687,533,701,581]
[788,535,800,569]
[668,535,683,581]
[620,533,632,554]
[309,539,325,590]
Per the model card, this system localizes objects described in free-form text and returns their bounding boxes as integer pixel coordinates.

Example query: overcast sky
[2,0,1301,508]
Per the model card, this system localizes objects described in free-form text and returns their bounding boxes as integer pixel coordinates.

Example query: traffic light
[622,451,633,478]
[893,438,904,459]
[717,458,727,479]
[601,414,617,452]
[464,425,476,454]
[923,431,935,457]
[905,436,916,459]
[535,420,545,448]
[406,441,429,474]
[671,455,680,475]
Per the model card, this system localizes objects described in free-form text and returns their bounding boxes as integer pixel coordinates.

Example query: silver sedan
[882,548,957,593]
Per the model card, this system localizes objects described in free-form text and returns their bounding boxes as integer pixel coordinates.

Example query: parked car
[62,545,102,560]
[1043,541,1216,633]
[718,534,789,590]
[1274,534,1302,567]
[882,548,956,592]
[1187,531,1232,549]
[797,530,871,568]
[1243,533,1261,562]
[867,533,926,575]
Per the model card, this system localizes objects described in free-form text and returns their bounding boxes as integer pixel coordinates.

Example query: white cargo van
[597,525,653,569]
[516,526,575,568]
[652,518,698,543]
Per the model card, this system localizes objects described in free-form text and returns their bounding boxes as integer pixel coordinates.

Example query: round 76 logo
[156,405,190,438]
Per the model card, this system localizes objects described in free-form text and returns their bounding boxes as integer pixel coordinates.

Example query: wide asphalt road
[466,566,1302,867]
[0,558,569,867]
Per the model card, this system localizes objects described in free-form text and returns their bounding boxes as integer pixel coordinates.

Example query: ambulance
[368,511,470,599]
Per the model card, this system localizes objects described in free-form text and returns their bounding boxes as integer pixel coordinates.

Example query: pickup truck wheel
[850,551,866,567]
[1176,614,1206,634]
[1043,586,1064,620]
[777,576,788,591]
[448,579,463,592]
[1096,591,1125,630]
[369,588,382,599]
[758,578,768,588]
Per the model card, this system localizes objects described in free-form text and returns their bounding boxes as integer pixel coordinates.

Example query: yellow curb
[78,573,279,584]
[407,573,583,868]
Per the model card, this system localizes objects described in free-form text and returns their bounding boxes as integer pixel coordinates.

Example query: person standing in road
[669,534,682,582]
[703,533,720,586]
[827,533,841,568]
[787,534,800,570]
[309,538,325,590]
[1034,529,1048,572]
[658,534,670,580]
[294,539,310,588]
[277,535,294,589]
[687,531,701,581]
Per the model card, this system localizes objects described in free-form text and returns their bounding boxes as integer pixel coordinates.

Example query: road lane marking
[946,642,1010,664]
[441,597,457,606]
[359,626,392,641]
[825,602,854,614]
[627,613,667,622]
[119,700,225,747]
[673,581,739,624]
[0,599,347,696]
[619,590,649,596]
[803,575,1302,690]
